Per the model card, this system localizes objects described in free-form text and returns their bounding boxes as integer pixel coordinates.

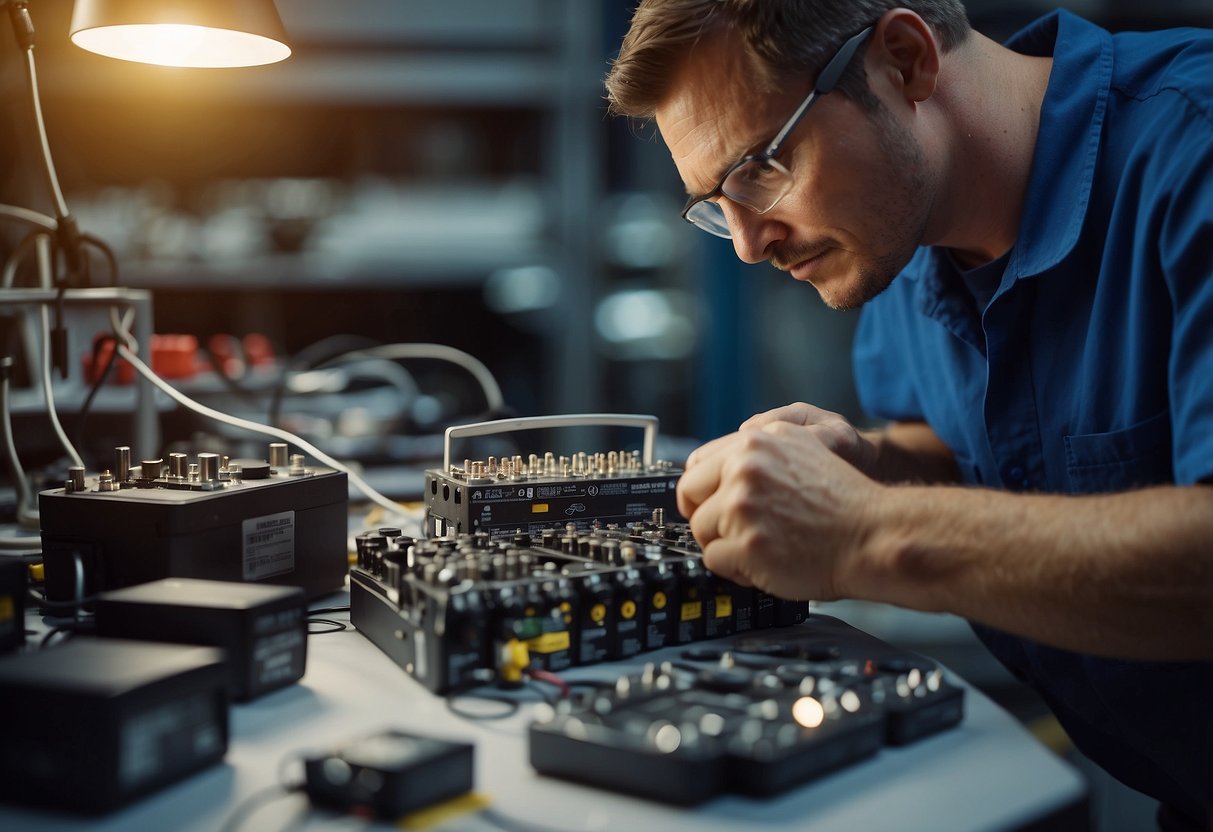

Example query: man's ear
[868,9,941,105]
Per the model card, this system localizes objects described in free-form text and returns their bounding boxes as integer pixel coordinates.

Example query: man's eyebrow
[686,135,767,198]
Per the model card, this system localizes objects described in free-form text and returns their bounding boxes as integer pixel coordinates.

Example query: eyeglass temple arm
[763,25,875,154]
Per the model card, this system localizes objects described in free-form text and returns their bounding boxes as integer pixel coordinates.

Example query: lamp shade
[69,0,291,68]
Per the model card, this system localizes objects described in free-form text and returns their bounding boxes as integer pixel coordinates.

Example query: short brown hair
[606,0,970,118]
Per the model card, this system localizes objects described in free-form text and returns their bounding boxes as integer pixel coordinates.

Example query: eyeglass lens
[686,156,794,237]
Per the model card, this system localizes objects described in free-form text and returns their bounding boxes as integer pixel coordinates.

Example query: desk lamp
[0,0,290,534]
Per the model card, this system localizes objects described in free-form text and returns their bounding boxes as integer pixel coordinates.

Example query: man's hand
[737,403,880,474]
[676,419,881,601]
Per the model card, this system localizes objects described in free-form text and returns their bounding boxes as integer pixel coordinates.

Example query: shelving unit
[12,0,608,424]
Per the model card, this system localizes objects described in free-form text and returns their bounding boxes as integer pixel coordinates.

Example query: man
[606,1,1212,829]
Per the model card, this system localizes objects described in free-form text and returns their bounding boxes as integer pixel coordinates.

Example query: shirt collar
[1002,9,1114,278]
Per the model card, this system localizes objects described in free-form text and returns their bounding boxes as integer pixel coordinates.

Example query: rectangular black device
[0,638,228,814]
[424,464,683,539]
[423,413,684,539]
[350,519,808,694]
[94,578,307,701]
[38,450,348,601]
[303,729,474,819]
[528,615,965,805]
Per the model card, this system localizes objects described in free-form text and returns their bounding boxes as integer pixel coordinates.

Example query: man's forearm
[844,483,1213,660]
[862,421,961,484]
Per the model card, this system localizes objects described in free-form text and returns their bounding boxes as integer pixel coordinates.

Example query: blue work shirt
[853,10,1213,821]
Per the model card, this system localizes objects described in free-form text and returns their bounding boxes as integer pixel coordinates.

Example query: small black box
[95,578,307,701]
[304,729,474,819]
[39,465,348,601]
[0,638,228,814]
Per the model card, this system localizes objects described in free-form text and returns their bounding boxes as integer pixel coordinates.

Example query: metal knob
[269,443,289,469]
[140,459,163,480]
[197,452,220,482]
[168,452,188,479]
[114,446,131,483]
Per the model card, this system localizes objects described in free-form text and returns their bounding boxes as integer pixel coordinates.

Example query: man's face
[655,29,933,310]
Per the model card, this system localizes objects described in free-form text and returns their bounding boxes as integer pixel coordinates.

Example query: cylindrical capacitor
[197,452,220,482]
[168,452,188,479]
[114,446,131,483]
[269,443,288,469]
[140,459,163,480]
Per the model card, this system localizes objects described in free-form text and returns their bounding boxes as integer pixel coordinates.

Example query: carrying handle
[443,413,659,471]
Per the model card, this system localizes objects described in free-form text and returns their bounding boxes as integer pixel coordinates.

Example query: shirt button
[1007,466,1024,481]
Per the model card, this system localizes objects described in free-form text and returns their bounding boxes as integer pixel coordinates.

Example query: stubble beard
[819,100,932,311]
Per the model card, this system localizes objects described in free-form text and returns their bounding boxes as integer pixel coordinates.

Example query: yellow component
[531,503,549,514]
[526,631,570,654]
[559,601,571,614]
[590,603,606,624]
[0,596,12,623]
[499,639,530,685]
[28,562,44,583]
[620,600,637,620]
[398,791,491,830]
[652,591,667,610]
[680,601,703,622]
[715,595,733,618]
[1027,714,1074,757]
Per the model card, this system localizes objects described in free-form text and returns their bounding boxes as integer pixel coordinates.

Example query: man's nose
[724,201,786,264]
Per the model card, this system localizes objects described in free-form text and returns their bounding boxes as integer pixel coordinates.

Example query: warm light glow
[792,696,825,729]
[71,24,290,67]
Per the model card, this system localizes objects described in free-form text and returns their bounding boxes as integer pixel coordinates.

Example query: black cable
[74,334,119,450]
[40,623,85,648]
[306,605,350,616]
[199,341,258,403]
[80,233,118,287]
[28,588,97,611]
[267,334,382,428]
[445,691,522,721]
[306,618,347,635]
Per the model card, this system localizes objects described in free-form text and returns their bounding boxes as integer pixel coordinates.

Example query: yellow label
[590,603,606,624]
[681,601,703,622]
[531,503,550,514]
[399,792,492,830]
[0,596,12,623]
[620,600,637,620]
[652,591,667,610]
[715,596,733,618]
[526,631,570,654]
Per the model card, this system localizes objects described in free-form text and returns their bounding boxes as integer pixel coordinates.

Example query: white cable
[116,343,411,520]
[322,344,505,413]
[24,48,70,220]
[1,230,43,290]
[0,370,38,528]
[39,305,84,470]
[34,238,83,470]
[0,204,56,231]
